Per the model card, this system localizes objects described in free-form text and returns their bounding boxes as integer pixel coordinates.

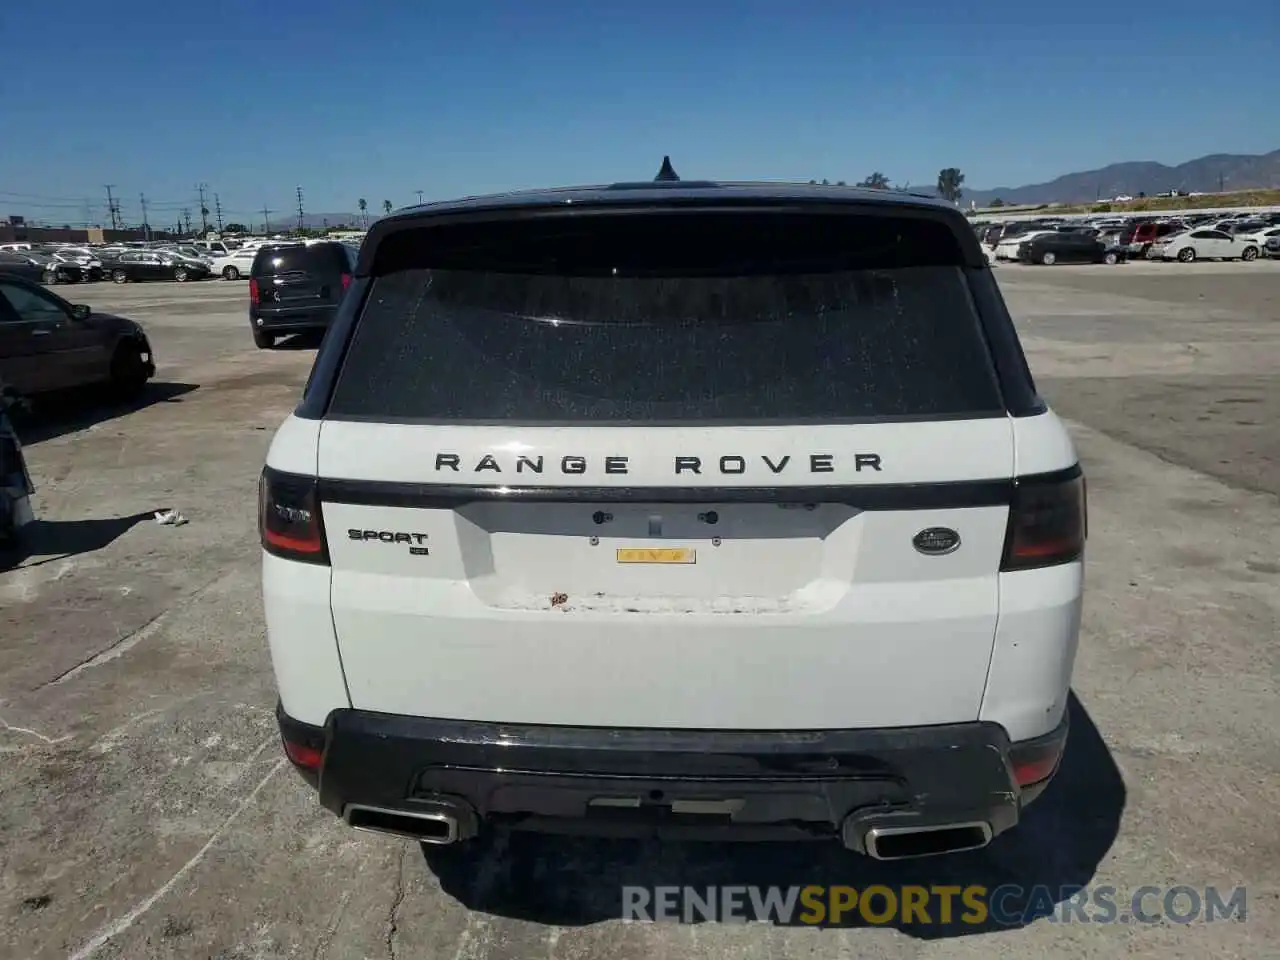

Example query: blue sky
[1,0,1276,227]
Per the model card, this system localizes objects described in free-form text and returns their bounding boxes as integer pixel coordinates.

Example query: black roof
[382,179,959,220]
[358,176,981,275]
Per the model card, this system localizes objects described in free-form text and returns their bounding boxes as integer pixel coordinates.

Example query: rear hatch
[315,207,1018,730]
[253,244,348,312]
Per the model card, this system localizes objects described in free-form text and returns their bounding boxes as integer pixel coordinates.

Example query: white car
[1235,226,1280,247]
[207,249,258,280]
[260,177,1085,860]
[1148,229,1261,262]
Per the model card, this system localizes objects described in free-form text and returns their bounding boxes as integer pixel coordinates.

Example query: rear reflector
[1013,750,1061,787]
[259,468,328,564]
[283,739,323,770]
[1001,469,1086,571]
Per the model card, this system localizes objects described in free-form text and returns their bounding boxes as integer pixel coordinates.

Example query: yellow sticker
[616,547,696,564]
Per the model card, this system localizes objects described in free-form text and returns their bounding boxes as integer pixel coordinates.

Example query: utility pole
[140,193,151,241]
[415,189,424,205]
[105,185,120,230]
[262,204,272,233]
[196,183,209,234]
[183,208,192,234]
[1218,171,1225,193]
[214,193,224,232]
[296,186,305,232]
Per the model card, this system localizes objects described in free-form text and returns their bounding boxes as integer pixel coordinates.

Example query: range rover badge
[913,527,961,556]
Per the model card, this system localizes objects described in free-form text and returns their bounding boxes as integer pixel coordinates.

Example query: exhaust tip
[344,804,460,845]
[863,821,992,860]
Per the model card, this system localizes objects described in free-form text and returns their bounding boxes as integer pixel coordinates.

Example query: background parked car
[1125,220,1185,258]
[104,250,211,283]
[0,275,155,398]
[1147,229,1259,262]
[157,245,218,267]
[1236,225,1280,248]
[0,252,84,284]
[49,247,104,281]
[248,240,356,348]
[1263,235,1280,259]
[1018,231,1124,265]
[207,248,257,280]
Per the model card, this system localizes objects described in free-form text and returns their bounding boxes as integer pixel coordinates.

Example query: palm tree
[382,200,392,215]
[857,172,891,190]
[936,168,965,203]
[358,198,368,228]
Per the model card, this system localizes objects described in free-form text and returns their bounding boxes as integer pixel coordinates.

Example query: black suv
[248,241,357,348]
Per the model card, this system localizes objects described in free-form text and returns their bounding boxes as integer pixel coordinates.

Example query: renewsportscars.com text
[622,884,1247,926]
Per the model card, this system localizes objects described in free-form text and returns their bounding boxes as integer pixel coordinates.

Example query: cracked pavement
[0,264,1278,958]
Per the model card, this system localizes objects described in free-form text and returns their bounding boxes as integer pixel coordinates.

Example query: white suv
[260,170,1086,861]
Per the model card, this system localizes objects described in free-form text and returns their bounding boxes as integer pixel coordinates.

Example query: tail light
[341,273,352,290]
[1001,468,1086,571]
[249,277,260,304]
[1009,732,1066,787]
[259,467,328,564]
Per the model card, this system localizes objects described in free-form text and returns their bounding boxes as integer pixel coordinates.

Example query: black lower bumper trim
[281,706,1068,844]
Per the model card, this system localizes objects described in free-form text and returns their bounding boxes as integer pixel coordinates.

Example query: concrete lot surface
[1,264,1278,958]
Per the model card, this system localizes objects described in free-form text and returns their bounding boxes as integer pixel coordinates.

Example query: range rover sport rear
[261,180,1085,858]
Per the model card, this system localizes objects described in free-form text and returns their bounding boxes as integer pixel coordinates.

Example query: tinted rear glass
[329,212,1003,425]
[252,244,347,276]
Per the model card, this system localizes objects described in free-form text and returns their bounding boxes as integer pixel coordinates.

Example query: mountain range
[965,149,1280,207]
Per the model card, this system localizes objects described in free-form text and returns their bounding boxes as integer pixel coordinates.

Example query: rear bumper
[250,306,338,332]
[278,703,1067,848]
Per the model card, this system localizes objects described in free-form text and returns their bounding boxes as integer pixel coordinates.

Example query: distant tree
[988,197,1005,208]
[808,180,818,184]
[224,222,247,233]
[382,200,392,215]
[858,172,891,190]
[936,168,965,203]
[821,179,830,185]
[358,198,368,227]
[836,181,846,186]
[1138,191,1146,199]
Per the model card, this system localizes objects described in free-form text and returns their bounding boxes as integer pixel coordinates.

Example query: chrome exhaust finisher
[862,821,993,860]
[343,803,461,845]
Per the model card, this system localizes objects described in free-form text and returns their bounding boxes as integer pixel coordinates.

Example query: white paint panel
[316,418,1015,487]
[262,552,349,725]
[981,562,1084,742]
[265,414,320,476]
[1012,407,1079,476]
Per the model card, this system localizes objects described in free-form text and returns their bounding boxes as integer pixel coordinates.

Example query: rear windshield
[328,212,1004,425]
[252,243,348,276]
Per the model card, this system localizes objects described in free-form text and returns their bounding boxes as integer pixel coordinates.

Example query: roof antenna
[654,156,680,182]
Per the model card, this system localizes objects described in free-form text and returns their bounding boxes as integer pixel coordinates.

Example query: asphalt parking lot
[2,261,1278,959]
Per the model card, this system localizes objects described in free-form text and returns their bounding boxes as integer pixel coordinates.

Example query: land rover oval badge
[913,527,961,556]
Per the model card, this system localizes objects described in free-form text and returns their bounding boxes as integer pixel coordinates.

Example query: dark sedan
[0,252,85,284]
[102,250,211,283]
[1017,231,1124,265]
[0,273,156,398]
